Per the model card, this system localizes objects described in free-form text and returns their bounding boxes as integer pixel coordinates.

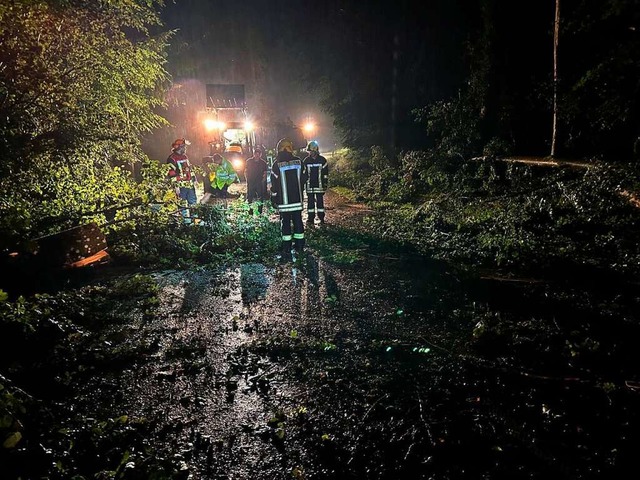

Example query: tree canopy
[0,0,171,249]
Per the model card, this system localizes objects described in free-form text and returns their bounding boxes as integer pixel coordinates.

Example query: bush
[329,148,373,190]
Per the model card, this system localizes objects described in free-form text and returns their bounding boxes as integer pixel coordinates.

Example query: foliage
[0,277,185,479]
[560,0,640,158]
[414,95,483,160]
[108,199,281,268]
[410,12,513,162]
[333,145,640,275]
[194,200,281,263]
[0,0,171,250]
[326,148,373,192]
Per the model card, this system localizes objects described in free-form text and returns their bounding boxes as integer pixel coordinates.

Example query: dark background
[144,0,640,163]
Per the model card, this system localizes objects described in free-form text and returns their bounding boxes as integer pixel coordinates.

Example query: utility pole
[551,0,560,157]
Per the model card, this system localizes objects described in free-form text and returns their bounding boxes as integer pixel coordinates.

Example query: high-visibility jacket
[214,157,238,188]
[270,152,307,213]
[303,154,328,193]
[166,153,195,188]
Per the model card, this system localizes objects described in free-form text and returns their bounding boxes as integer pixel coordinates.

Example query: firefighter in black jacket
[244,145,268,214]
[270,138,308,258]
[302,140,329,224]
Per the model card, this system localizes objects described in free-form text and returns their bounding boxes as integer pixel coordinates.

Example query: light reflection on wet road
[113,248,475,479]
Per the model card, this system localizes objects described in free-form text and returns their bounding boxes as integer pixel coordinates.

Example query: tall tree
[551,0,560,157]
[0,0,170,247]
[560,0,640,159]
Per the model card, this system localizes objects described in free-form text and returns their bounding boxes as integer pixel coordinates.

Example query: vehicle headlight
[232,158,244,170]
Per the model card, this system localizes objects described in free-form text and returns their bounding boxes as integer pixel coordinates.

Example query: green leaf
[0,414,13,429]
[3,431,22,449]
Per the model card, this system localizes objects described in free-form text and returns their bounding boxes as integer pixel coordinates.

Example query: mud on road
[70,190,640,480]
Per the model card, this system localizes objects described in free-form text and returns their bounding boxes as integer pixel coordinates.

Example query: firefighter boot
[294,237,305,253]
[281,241,293,261]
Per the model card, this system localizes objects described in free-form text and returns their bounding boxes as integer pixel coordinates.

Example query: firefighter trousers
[280,210,304,253]
[307,193,325,222]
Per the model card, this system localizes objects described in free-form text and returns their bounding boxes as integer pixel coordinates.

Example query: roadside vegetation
[1,274,172,478]
[329,147,640,279]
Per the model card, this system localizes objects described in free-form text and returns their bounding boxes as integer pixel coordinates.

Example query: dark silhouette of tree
[413,0,639,161]
[156,0,639,159]
[551,0,560,157]
[559,0,640,159]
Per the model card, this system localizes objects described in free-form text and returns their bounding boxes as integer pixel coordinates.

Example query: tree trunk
[551,0,560,157]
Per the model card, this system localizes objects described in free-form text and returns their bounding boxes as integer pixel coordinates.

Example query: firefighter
[270,138,308,258]
[201,156,216,201]
[166,138,197,222]
[244,145,268,214]
[215,152,239,198]
[302,140,329,225]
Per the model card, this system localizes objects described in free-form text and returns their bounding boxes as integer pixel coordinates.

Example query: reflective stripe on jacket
[303,154,328,193]
[166,153,194,187]
[271,153,307,212]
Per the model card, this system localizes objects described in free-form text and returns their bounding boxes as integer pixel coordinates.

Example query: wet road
[83,190,640,479]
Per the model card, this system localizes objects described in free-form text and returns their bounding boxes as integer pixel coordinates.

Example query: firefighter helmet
[306,140,319,152]
[171,138,190,150]
[277,138,294,153]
